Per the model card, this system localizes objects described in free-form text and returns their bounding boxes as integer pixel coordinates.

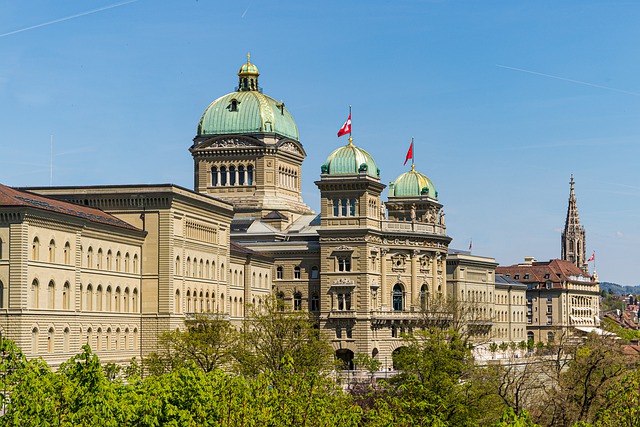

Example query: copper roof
[0,184,140,232]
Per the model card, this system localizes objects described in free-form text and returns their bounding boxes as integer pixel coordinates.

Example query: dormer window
[229,99,238,112]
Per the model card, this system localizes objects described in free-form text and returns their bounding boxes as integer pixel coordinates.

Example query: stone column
[381,249,388,309]
[411,250,418,309]
[432,253,439,294]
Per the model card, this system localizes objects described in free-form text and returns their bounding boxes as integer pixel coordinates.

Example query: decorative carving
[332,278,355,287]
[335,245,354,251]
[209,138,258,148]
[279,142,301,155]
[412,249,420,257]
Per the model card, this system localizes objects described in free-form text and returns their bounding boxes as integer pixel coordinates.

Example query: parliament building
[0,56,531,367]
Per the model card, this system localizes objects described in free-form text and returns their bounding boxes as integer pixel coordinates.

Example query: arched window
[105,286,112,311]
[116,327,121,350]
[48,280,56,309]
[87,247,93,268]
[186,290,191,312]
[32,237,40,260]
[125,253,130,272]
[97,328,103,350]
[174,290,181,313]
[293,292,302,310]
[420,284,428,308]
[97,249,104,269]
[199,260,204,278]
[220,264,225,281]
[115,287,121,312]
[63,327,70,352]
[45,244,58,270]
[64,242,71,264]
[62,282,70,310]
[220,166,227,186]
[211,166,218,186]
[124,288,130,312]
[247,165,254,185]
[106,250,112,270]
[32,327,39,354]
[96,285,103,311]
[116,251,121,271]
[0,281,4,309]
[47,327,55,353]
[294,266,301,279]
[106,328,112,350]
[31,279,40,308]
[393,284,404,311]
[175,256,181,275]
[133,328,139,350]
[125,328,130,349]
[86,284,93,311]
[133,254,139,273]
[276,266,283,280]
[132,288,138,312]
[238,165,245,185]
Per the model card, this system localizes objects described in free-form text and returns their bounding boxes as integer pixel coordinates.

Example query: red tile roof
[496,259,595,289]
[0,184,140,231]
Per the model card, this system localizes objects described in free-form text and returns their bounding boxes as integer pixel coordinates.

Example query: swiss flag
[404,141,414,165]
[337,113,351,137]
[587,252,595,262]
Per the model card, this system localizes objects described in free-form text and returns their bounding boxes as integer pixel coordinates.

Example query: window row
[30,280,139,313]
[495,310,525,323]
[32,238,73,265]
[275,265,319,280]
[31,325,138,354]
[332,199,357,217]
[177,257,226,280]
[276,291,319,312]
[177,289,270,315]
[211,164,254,187]
[278,167,298,190]
[84,246,138,273]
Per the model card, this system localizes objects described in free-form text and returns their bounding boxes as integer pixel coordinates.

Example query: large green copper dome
[196,55,299,141]
[390,165,438,199]
[321,139,379,178]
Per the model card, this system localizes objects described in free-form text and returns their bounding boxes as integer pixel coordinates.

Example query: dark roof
[231,218,254,232]
[495,274,526,286]
[262,210,288,220]
[0,184,140,231]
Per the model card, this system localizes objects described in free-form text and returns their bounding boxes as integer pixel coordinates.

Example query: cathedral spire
[562,174,587,273]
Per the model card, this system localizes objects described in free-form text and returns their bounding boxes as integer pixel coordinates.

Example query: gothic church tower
[561,175,587,273]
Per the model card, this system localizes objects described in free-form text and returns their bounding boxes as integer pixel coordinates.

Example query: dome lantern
[237,52,260,92]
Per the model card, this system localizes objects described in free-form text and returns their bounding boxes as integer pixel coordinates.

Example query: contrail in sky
[496,64,640,97]
[241,2,252,18]
[0,0,139,38]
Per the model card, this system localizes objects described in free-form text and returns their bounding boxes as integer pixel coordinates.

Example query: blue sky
[1,1,639,285]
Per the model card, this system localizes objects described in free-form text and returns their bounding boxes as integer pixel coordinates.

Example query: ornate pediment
[278,141,302,155]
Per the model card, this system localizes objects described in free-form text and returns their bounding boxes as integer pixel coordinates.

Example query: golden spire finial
[348,136,354,146]
[247,52,251,64]
[411,163,415,171]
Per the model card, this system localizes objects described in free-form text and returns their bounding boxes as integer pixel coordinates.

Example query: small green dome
[390,166,437,199]
[238,61,259,75]
[321,139,379,178]
[197,91,299,140]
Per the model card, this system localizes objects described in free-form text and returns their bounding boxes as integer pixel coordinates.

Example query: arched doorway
[391,346,409,370]
[335,349,354,370]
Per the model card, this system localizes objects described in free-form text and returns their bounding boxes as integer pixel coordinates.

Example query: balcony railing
[329,310,356,319]
[381,221,446,235]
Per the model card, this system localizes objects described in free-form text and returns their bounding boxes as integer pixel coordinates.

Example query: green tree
[146,312,237,374]
[233,296,334,378]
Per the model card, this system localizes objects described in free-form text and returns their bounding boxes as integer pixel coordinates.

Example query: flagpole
[349,105,352,142]
[411,136,414,169]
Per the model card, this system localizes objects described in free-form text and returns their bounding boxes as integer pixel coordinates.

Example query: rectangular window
[547,295,553,303]
[349,199,356,216]
[547,316,553,325]
[341,199,347,217]
[547,306,552,314]
[346,327,352,339]
[336,327,342,339]
[338,257,351,272]
[333,200,339,217]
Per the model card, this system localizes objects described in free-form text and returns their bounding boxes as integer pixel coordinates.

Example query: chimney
[524,256,536,265]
